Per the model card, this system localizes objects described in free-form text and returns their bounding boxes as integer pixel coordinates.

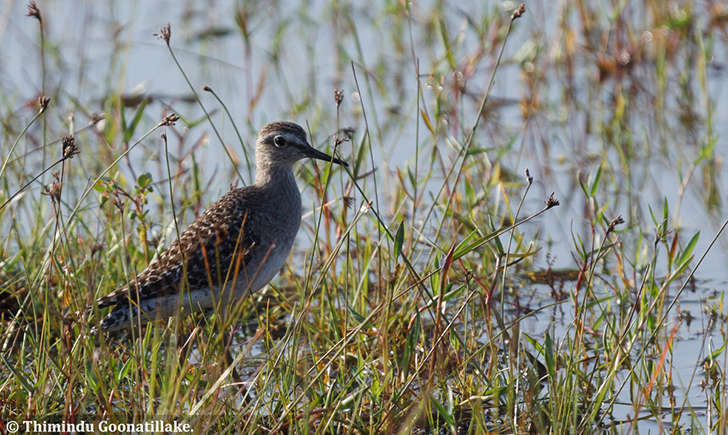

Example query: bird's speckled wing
[96,186,262,311]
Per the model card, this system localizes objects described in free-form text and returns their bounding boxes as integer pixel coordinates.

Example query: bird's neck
[253,163,303,230]
[254,161,294,187]
[254,163,301,212]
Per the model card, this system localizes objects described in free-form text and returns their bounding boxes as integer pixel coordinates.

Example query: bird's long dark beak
[304,142,348,167]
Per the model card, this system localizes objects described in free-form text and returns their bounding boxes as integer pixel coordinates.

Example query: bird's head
[256,121,347,168]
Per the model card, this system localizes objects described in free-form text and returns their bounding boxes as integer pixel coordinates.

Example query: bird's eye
[273,135,286,147]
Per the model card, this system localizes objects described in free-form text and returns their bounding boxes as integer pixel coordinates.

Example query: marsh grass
[1,0,727,433]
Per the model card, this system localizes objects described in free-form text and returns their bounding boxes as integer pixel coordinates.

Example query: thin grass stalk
[203,86,254,182]
[156,25,246,185]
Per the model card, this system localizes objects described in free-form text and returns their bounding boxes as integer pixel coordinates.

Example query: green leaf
[452,230,478,259]
[117,358,132,382]
[666,254,693,286]
[347,305,365,323]
[438,18,456,70]
[648,203,658,227]
[137,172,153,189]
[407,166,416,189]
[676,232,699,268]
[421,109,435,135]
[121,98,149,143]
[709,341,727,361]
[590,164,602,196]
[394,221,405,260]
[431,396,456,427]
[431,257,440,295]
[399,313,420,370]
[1,354,34,393]
[544,332,555,379]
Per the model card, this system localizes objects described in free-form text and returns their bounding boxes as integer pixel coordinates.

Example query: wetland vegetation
[1,0,728,432]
